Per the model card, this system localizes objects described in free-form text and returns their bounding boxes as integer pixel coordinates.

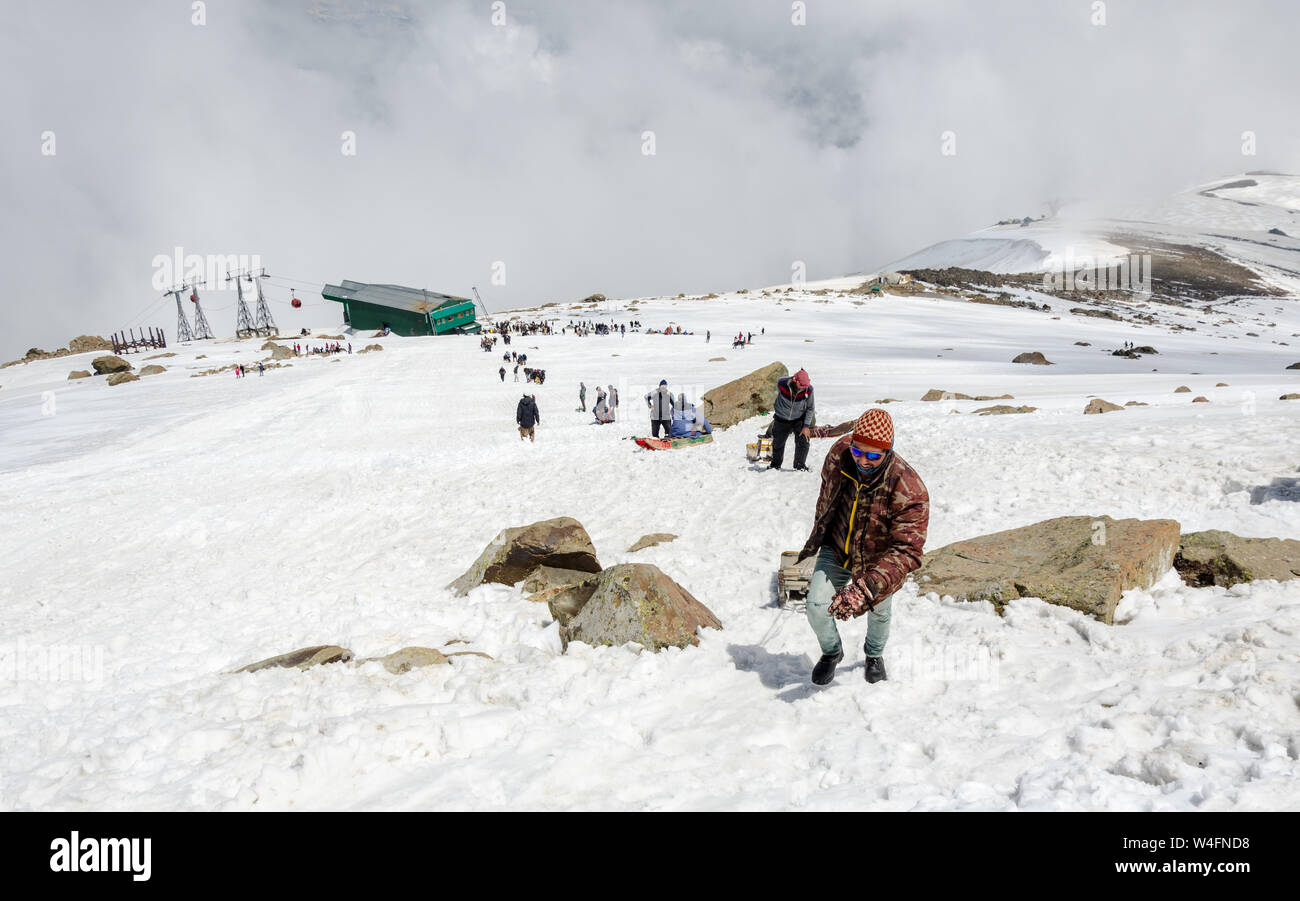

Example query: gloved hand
[828,582,873,620]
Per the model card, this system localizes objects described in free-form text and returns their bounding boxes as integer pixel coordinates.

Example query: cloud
[1,0,1297,359]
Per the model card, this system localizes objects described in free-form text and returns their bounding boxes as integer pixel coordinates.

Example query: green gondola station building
[321,280,481,336]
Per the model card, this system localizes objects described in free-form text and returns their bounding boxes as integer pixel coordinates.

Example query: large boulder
[92,355,132,374]
[265,344,293,360]
[1174,530,1300,588]
[913,515,1181,624]
[1012,352,1053,365]
[106,372,139,386]
[699,362,787,429]
[234,645,354,674]
[448,516,601,596]
[1084,398,1123,414]
[1286,361,1299,369]
[559,563,722,652]
[69,335,113,354]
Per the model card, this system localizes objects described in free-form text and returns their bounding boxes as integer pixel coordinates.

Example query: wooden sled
[634,434,714,451]
[777,551,814,612]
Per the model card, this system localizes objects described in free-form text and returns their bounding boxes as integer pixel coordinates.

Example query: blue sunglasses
[849,446,884,462]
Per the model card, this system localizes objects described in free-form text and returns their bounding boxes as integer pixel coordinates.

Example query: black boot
[811,649,843,685]
[863,655,887,683]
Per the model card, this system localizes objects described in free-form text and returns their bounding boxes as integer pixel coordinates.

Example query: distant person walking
[499,366,506,382]
[579,382,587,412]
[769,369,816,471]
[517,393,541,442]
[645,379,675,438]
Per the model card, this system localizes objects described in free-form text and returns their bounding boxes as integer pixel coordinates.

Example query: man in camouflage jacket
[797,408,929,685]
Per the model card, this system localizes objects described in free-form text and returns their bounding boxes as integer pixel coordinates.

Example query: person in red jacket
[797,408,929,685]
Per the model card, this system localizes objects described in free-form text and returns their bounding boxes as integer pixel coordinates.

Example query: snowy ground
[1,285,1298,811]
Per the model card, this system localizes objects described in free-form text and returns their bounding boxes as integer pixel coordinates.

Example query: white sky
[2,0,1298,360]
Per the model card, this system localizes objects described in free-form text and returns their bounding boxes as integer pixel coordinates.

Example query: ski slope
[1,286,1298,811]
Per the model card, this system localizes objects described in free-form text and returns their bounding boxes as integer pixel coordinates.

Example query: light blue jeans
[805,546,893,657]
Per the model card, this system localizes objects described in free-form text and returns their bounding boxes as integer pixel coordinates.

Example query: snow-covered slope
[881,173,1300,297]
[2,285,1298,811]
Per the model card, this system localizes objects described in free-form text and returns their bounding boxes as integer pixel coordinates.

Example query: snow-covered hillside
[883,173,1300,298]
[2,279,1297,811]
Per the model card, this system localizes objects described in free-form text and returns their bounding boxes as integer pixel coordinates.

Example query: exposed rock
[699,361,787,429]
[913,515,1181,624]
[922,388,972,401]
[92,355,132,375]
[448,516,601,596]
[1174,530,1300,588]
[580,293,607,304]
[708,357,726,362]
[628,533,678,552]
[547,578,602,628]
[1280,393,1300,400]
[106,372,139,386]
[1216,382,1229,387]
[521,566,600,604]
[874,398,902,404]
[67,370,91,380]
[973,405,1037,416]
[145,352,177,360]
[358,344,384,353]
[370,647,449,674]
[266,344,293,360]
[560,563,721,652]
[973,394,1015,401]
[138,364,166,376]
[1192,396,1209,403]
[1174,386,1191,393]
[1124,401,1149,406]
[1012,352,1053,365]
[1133,346,1158,355]
[1084,398,1124,414]
[1287,362,1299,369]
[69,335,113,354]
[234,645,354,673]
[1074,341,1091,346]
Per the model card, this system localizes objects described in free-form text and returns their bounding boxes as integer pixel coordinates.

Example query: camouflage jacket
[799,436,929,606]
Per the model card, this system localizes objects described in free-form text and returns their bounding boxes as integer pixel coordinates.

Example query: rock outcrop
[913,515,1181,624]
[106,372,139,386]
[138,364,166,376]
[448,516,601,596]
[69,335,113,354]
[67,370,91,380]
[1174,530,1300,588]
[1084,399,1124,414]
[1012,352,1053,365]
[699,361,787,429]
[559,563,721,651]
